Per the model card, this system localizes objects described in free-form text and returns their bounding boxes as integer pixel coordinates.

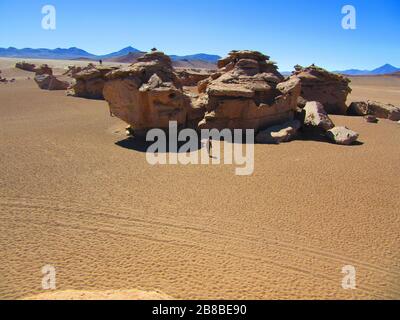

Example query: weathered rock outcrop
[63,65,83,77]
[34,74,69,90]
[292,65,351,115]
[175,69,212,86]
[67,64,117,99]
[196,50,301,131]
[348,100,400,121]
[15,61,36,72]
[16,62,53,76]
[103,51,193,135]
[35,64,53,76]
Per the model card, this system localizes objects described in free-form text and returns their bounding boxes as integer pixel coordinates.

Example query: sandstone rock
[326,126,359,145]
[15,61,36,72]
[175,69,212,86]
[303,101,335,131]
[348,100,400,121]
[35,64,53,76]
[34,74,69,90]
[347,101,368,116]
[103,51,191,135]
[67,64,117,99]
[292,65,351,114]
[63,65,83,77]
[197,50,301,131]
[255,120,301,144]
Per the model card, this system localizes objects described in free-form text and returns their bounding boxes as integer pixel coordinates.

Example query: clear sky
[0,0,399,70]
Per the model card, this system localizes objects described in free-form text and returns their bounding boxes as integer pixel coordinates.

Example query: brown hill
[105,51,145,63]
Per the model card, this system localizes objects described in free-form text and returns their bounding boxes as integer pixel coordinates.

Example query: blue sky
[0,0,399,70]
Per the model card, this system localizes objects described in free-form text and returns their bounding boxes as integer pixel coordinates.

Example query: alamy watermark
[342,5,356,30]
[145,121,255,176]
[41,5,56,30]
[341,265,356,290]
[41,265,56,290]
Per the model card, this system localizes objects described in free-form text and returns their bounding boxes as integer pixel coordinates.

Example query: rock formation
[175,69,212,86]
[101,50,361,147]
[348,100,400,121]
[34,64,53,76]
[103,51,192,135]
[292,65,351,115]
[15,61,36,72]
[63,65,83,77]
[196,50,301,131]
[34,74,69,90]
[67,64,117,99]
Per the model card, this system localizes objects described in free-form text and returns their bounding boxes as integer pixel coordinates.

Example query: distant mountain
[170,54,221,63]
[0,47,221,67]
[98,46,141,59]
[336,64,400,76]
[0,47,96,59]
[106,51,145,63]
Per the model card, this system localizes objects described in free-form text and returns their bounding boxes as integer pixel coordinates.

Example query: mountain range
[335,64,400,76]
[1,47,398,75]
[0,46,221,64]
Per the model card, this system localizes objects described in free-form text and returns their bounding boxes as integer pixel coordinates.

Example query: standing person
[207,138,212,158]
[99,59,103,65]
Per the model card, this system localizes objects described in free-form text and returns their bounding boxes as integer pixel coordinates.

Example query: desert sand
[0,58,399,300]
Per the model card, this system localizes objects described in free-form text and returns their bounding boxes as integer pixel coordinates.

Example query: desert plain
[0,57,399,300]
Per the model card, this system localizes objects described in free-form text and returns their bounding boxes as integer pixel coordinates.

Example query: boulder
[34,64,53,76]
[348,100,400,121]
[15,61,36,72]
[103,51,192,135]
[292,65,351,114]
[326,126,359,145]
[303,101,335,131]
[34,74,69,90]
[67,64,117,99]
[196,50,301,131]
[255,120,301,144]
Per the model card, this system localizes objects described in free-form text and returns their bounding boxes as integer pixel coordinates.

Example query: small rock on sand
[326,126,359,145]
[256,120,301,144]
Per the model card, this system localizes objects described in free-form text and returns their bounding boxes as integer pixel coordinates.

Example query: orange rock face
[68,64,117,99]
[102,50,303,135]
[291,65,352,115]
[103,51,192,135]
[196,50,301,131]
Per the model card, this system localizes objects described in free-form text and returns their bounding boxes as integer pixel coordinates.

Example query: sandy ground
[0,58,399,300]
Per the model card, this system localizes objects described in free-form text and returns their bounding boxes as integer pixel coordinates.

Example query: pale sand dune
[0,59,399,300]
